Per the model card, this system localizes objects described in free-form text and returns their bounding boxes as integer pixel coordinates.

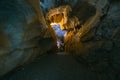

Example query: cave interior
[0,0,120,80]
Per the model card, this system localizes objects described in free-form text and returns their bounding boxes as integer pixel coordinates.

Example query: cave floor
[2,53,105,80]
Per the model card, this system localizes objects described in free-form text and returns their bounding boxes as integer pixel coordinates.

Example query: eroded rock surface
[64,0,120,79]
[0,0,54,76]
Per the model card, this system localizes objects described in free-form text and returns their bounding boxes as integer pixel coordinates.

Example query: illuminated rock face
[46,5,72,30]
[46,5,80,51]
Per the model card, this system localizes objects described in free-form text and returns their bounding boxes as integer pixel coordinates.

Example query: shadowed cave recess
[0,0,120,80]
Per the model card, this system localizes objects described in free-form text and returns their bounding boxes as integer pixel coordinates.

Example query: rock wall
[0,0,54,76]
[65,0,120,79]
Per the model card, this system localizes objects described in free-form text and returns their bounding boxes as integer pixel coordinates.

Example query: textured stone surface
[0,0,54,76]
[63,1,120,79]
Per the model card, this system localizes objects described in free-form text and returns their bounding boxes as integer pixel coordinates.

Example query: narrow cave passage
[0,0,120,80]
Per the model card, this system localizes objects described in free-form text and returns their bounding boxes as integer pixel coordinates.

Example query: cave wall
[0,0,54,76]
[66,0,120,78]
